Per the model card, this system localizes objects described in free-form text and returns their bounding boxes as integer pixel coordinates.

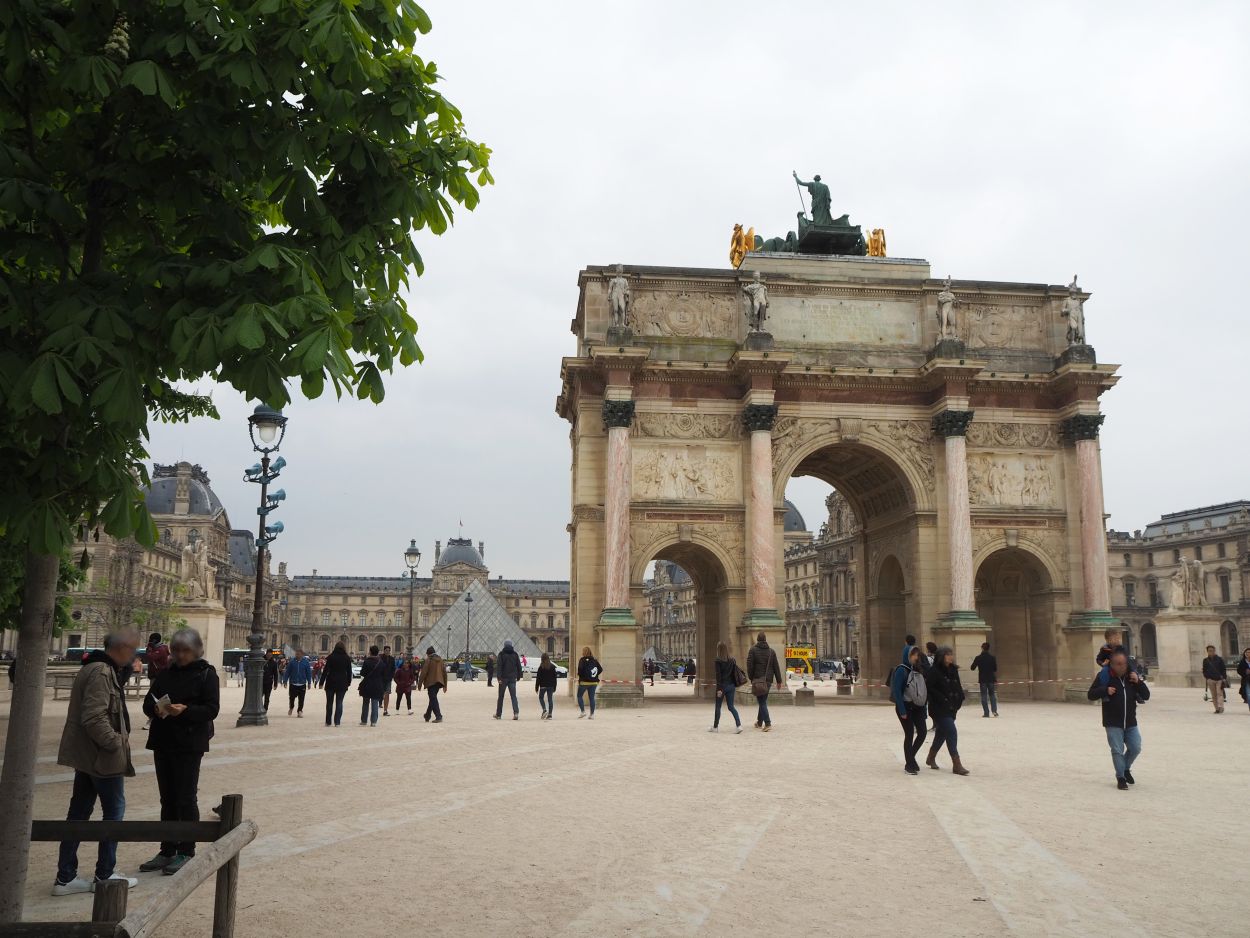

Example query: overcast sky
[147,0,1250,579]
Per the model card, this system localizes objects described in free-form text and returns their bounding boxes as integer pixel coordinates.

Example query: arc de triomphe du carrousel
[556,178,1119,707]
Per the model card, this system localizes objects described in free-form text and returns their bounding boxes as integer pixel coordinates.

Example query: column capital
[931,409,974,438]
[742,403,779,433]
[602,399,636,429]
[1061,413,1104,442]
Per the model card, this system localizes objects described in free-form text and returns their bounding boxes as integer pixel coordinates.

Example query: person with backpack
[138,628,219,876]
[968,641,999,718]
[417,645,448,723]
[357,645,387,726]
[535,652,558,719]
[1088,649,1150,789]
[494,640,523,720]
[319,641,353,726]
[709,642,744,733]
[925,646,969,775]
[576,646,603,719]
[746,632,783,732]
[281,647,312,717]
[890,644,928,775]
[145,633,171,680]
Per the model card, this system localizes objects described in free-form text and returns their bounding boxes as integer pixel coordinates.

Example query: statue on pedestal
[742,272,769,333]
[180,538,213,603]
[936,276,957,340]
[793,171,834,227]
[866,228,887,257]
[607,264,631,330]
[1062,274,1085,345]
[1169,557,1209,609]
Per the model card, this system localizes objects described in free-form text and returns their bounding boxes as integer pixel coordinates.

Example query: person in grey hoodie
[494,640,523,720]
[890,644,928,775]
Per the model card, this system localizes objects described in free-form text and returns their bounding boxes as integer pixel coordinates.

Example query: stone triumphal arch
[557,247,1119,706]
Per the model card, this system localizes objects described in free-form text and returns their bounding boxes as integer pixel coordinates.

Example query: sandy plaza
[4,678,1247,938]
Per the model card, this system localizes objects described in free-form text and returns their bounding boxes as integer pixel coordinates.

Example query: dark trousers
[395,688,413,710]
[153,750,203,857]
[930,714,960,759]
[714,682,741,728]
[324,687,346,725]
[424,686,443,720]
[288,684,306,712]
[486,669,495,687]
[755,692,771,727]
[538,686,555,714]
[979,682,998,716]
[57,771,125,883]
[901,704,928,770]
[262,684,274,710]
[496,679,519,716]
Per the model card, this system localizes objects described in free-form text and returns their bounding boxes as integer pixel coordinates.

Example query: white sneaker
[93,873,138,890]
[588,714,595,720]
[707,726,718,733]
[735,726,744,734]
[52,877,92,896]
[578,712,586,719]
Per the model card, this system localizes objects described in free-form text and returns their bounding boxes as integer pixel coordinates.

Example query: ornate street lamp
[237,405,288,727]
[461,591,474,680]
[403,539,421,662]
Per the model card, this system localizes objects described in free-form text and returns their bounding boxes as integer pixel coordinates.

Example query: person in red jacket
[145,633,171,681]
[393,657,417,715]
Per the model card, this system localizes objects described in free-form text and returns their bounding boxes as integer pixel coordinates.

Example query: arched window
[547,636,555,653]
[394,635,403,653]
[1139,622,1157,662]
[357,635,366,652]
[374,634,384,648]
[1221,620,1239,658]
[320,635,329,652]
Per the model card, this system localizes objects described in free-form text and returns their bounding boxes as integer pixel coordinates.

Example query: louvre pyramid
[417,579,543,660]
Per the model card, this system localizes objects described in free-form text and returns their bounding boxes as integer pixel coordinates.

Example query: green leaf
[28,355,62,415]
[120,61,158,96]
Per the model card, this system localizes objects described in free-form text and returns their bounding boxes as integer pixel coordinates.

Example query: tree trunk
[0,550,60,923]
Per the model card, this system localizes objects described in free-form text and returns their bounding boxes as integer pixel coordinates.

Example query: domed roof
[783,499,807,533]
[144,464,225,517]
[435,537,486,570]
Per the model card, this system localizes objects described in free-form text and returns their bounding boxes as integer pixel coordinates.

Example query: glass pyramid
[416,579,544,660]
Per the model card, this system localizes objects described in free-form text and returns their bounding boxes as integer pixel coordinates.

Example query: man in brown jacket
[417,646,448,723]
[52,629,141,896]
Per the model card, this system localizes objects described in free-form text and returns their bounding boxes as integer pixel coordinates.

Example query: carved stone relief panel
[633,445,739,503]
[963,304,1047,350]
[628,290,735,338]
[863,419,936,494]
[635,413,738,440]
[968,453,1059,508]
[965,422,1059,449]
[771,416,828,475]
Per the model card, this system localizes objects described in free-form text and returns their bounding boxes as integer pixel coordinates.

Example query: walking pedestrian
[417,645,447,722]
[924,646,969,775]
[1202,645,1227,714]
[746,632,783,732]
[357,645,387,726]
[535,652,558,719]
[685,656,697,686]
[890,644,928,775]
[708,642,743,733]
[485,653,497,687]
[261,652,280,711]
[394,657,416,715]
[380,646,397,715]
[969,641,999,718]
[282,648,312,717]
[494,640,523,720]
[319,641,353,726]
[1088,649,1150,789]
[51,629,141,896]
[576,645,603,719]
[1237,648,1250,713]
[138,628,219,876]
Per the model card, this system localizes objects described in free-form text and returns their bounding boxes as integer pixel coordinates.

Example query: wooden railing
[0,794,256,938]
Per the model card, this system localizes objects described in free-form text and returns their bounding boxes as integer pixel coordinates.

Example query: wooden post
[92,878,128,924]
[211,795,243,938]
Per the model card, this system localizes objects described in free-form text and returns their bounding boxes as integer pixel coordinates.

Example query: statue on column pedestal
[936,275,956,340]
[742,271,769,333]
[607,264,631,330]
[1062,274,1086,346]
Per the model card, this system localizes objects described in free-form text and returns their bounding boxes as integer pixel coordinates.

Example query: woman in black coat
[1237,647,1250,713]
[319,642,354,727]
[924,646,969,776]
[261,653,280,711]
[139,628,220,875]
[358,645,387,726]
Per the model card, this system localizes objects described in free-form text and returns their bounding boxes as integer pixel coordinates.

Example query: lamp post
[403,539,421,661]
[237,404,287,728]
[461,591,473,680]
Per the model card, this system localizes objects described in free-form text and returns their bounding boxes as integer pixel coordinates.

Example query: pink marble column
[1067,415,1110,612]
[933,410,976,611]
[602,400,635,609]
[743,404,779,610]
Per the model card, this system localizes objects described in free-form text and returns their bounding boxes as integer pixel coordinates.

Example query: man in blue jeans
[493,640,523,720]
[1087,650,1151,790]
[52,630,142,895]
[969,642,999,717]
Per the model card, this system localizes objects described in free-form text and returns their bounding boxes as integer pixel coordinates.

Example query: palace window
[292,611,301,626]
[1195,545,1204,561]
[547,614,555,628]
[395,611,404,627]
[1123,553,1131,567]
[1219,574,1231,604]
[320,635,329,652]
[1124,581,1136,607]
[1173,549,1181,564]
[1147,552,1154,567]
[1218,542,1227,559]
[340,611,349,627]
[322,610,331,626]
[1148,580,1160,607]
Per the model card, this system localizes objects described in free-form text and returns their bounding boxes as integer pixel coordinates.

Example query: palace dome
[435,537,486,570]
[783,500,807,533]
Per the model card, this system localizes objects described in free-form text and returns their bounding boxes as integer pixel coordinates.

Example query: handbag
[731,659,748,688]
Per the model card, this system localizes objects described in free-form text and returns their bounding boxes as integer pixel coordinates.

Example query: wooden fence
[0,794,256,938]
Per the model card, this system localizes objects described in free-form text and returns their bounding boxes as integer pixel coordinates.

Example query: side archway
[975,547,1059,695]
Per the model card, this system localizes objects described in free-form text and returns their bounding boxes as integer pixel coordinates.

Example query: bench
[51,672,149,701]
